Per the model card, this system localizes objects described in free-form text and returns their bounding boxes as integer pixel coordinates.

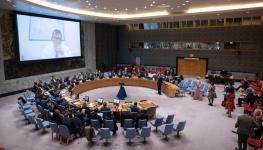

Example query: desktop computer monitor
[97,98,104,103]
[97,112,103,119]
[113,98,120,104]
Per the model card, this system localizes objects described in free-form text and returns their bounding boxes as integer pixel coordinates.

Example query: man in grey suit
[235,113,259,150]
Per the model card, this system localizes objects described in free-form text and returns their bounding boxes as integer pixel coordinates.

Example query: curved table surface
[72,78,179,98]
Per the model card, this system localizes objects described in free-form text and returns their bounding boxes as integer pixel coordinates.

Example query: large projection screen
[16,14,81,61]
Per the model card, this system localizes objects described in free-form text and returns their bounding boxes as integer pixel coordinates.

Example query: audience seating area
[16,88,187,145]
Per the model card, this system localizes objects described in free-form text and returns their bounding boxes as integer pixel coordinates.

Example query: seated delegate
[130,102,140,112]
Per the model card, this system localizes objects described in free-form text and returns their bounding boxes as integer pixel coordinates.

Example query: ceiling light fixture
[186,2,263,13]
[25,0,169,19]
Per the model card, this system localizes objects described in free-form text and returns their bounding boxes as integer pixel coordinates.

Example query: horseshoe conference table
[72,78,179,98]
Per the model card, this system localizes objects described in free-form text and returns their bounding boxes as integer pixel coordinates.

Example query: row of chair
[177,79,208,96]
[150,114,186,139]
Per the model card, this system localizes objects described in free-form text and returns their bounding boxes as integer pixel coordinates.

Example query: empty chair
[100,128,113,143]
[123,119,133,130]
[50,123,59,140]
[173,121,186,137]
[104,120,115,131]
[159,123,174,140]
[138,126,151,142]
[124,128,137,143]
[146,107,157,119]
[28,116,38,129]
[163,114,174,124]
[22,109,35,121]
[58,125,72,144]
[36,118,50,132]
[137,119,147,129]
[201,84,209,96]
[150,117,164,131]
[91,119,100,130]
[17,101,31,110]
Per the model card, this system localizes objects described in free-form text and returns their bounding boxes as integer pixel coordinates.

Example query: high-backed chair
[163,114,174,124]
[50,123,59,140]
[123,119,133,130]
[138,119,147,129]
[58,125,72,144]
[91,119,100,130]
[28,116,38,129]
[173,121,186,137]
[159,123,174,140]
[150,117,164,131]
[139,127,151,142]
[36,118,50,132]
[124,128,137,143]
[100,128,113,143]
[104,120,115,131]
[146,107,157,119]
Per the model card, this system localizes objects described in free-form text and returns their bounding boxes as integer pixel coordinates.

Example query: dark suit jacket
[235,114,258,136]
[157,77,163,86]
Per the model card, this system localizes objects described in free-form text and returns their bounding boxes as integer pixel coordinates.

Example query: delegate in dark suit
[157,76,163,95]
[235,114,259,150]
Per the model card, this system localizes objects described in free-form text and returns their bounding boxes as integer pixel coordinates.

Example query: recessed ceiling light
[185,1,190,3]
[125,8,128,11]
[85,0,89,2]
[182,4,186,6]
[114,8,118,11]
[104,7,107,10]
[95,5,97,8]
[88,3,91,6]
[135,7,138,10]
[25,0,169,19]
[150,4,153,7]
[177,6,181,8]
[152,1,155,4]
[144,6,147,8]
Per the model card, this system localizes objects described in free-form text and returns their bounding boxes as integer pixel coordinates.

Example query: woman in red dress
[225,89,235,118]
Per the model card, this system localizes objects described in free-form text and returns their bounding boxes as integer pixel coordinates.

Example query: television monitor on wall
[16,13,81,61]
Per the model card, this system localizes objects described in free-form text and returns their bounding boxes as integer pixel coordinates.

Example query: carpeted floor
[0,83,247,150]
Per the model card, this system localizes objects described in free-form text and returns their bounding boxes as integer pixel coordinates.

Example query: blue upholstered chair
[100,128,113,143]
[159,123,174,140]
[123,119,133,130]
[124,128,137,143]
[150,117,164,131]
[35,118,50,132]
[138,126,151,142]
[50,123,59,140]
[104,120,115,131]
[58,125,72,144]
[28,116,38,129]
[173,121,186,137]
[146,107,157,119]
[163,114,174,124]
[91,119,100,130]
[138,119,147,129]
